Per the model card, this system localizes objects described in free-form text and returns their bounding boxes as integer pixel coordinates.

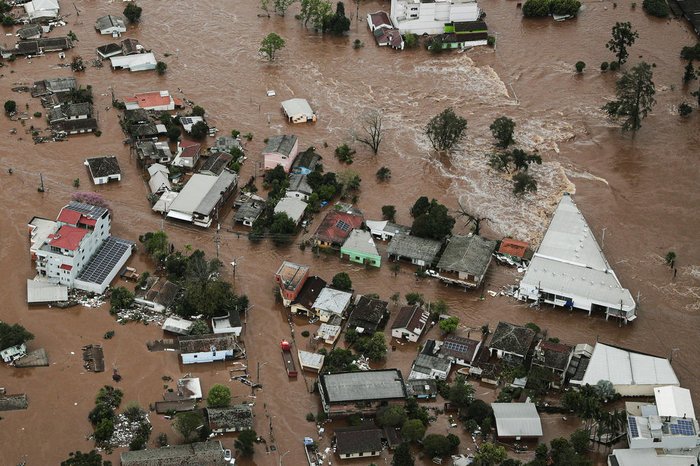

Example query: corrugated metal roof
[581,343,679,388]
[491,402,543,437]
[321,369,406,403]
[654,386,696,419]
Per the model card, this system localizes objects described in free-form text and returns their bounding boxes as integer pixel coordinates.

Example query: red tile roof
[374,27,403,49]
[49,225,88,251]
[125,91,174,109]
[59,263,73,271]
[179,140,201,158]
[57,208,81,225]
[498,238,528,258]
[538,340,572,353]
[369,11,392,28]
[314,211,364,245]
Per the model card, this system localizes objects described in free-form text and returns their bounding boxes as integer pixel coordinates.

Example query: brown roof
[535,340,573,371]
[488,322,536,357]
[373,27,403,49]
[178,334,237,354]
[441,335,480,361]
[498,238,528,258]
[275,261,310,291]
[392,304,429,334]
[293,276,327,310]
[335,426,383,455]
[313,210,364,246]
[347,296,388,333]
[369,11,392,28]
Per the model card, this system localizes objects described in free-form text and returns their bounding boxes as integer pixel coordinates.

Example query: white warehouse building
[390,0,481,35]
[518,193,637,323]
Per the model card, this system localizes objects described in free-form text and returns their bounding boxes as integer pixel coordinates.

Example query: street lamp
[231,256,243,283]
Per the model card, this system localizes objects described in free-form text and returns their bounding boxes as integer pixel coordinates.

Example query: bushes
[575,61,586,73]
[679,102,693,116]
[643,0,669,17]
[681,43,700,61]
[600,61,609,71]
[523,0,581,17]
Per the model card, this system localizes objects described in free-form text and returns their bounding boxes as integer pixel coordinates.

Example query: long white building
[390,0,480,35]
[518,194,636,322]
[30,201,133,294]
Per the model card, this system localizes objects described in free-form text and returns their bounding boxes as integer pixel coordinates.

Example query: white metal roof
[153,190,179,213]
[148,171,171,194]
[341,229,379,257]
[167,174,219,216]
[26,279,68,303]
[580,343,679,388]
[298,350,325,370]
[274,197,307,224]
[281,98,313,117]
[520,194,635,311]
[147,163,168,177]
[610,448,700,466]
[161,316,193,335]
[313,287,352,315]
[654,386,696,420]
[491,402,543,437]
[110,53,157,71]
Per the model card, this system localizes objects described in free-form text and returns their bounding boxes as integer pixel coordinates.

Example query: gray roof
[211,135,243,153]
[26,279,68,303]
[263,134,297,157]
[169,172,237,218]
[76,236,134,286]
[54,118,98,133]
[96,42,122,57]
[18,24,41,39]
[178,333,238,354]
[491,402,543,437]
[33,77,76,95]
[410,353,452,376]
[347,295,388,332]
[95,14,126,31]
[86,155,121,178]
[437,235,497,276]
[321,369,406,403]
[387,233,442,264]
[312,287,353,316]
[64,102,92,118]
[206,404,253,431]
[288,173,313,195]
[281,98,313,117]
[200,152,232,176]
[341,229,380,257]
[335,426,383,455]
[274,197,307,224]
[64,201,108,219]
[488,321,536,357]
[234,197,265,223]
[405,378,438,397]
[120,440,227,466]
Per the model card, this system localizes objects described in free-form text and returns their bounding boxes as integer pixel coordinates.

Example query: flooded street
[0,0,699,464]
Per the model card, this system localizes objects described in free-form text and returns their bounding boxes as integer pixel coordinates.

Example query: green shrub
[679,102,693,116]
[522,0,551,17]
[301,330,310,337]
[575,61,586,73]
[600,61,609,71]
[609,61,620,71]
[643,0,669,17]
[487,35,496,46]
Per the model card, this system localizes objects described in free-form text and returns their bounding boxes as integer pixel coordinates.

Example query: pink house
[263,135,299,173]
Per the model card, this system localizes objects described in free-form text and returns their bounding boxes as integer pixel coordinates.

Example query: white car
[224,449,235,465]
[425,269,439,277]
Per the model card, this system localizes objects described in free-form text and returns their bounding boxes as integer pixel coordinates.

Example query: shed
[26,279,68,304]
[387,233,442,267]
[319,369,407,417]
[84,156,121,185]
[298,350,325,372]
[405,378,438,399]
[317,323,342,345]
[498,238,528,260]
[491,402,543,439]
[233,196,265,227]
[341,229,381,267]
[211,312,242,337]
[281,98,316,123]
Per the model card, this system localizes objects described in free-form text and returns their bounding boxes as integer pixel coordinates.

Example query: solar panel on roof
[443,341,468,352]
[336,220,350,232]
[670,419,695,436]
[77,237,133,285]
[628,417,639,438]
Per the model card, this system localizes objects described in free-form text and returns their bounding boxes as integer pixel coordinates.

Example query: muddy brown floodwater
[0,0,699,464]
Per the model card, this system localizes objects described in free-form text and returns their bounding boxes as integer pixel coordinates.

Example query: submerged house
[291,276,327,316]
[84,156,121,185]
[335,426,384,460]
[262,135,299,173]
[166,171,238,228]
[387,233,442,267]
[340,229,381,267]
[365,220,410,241]
[109,52,157,72]
[390,0,481,35]
[206,404,253,433]
[531,340,573,388]
[233,195,265,227]
[347,295,388,335]
[319,369,407,417]
[95,15,127,36]
[23,0,60,22]
[436,234,497,288]
[312,287,353,322]
[178,333,240,364]
[487,321,536,365]
[518,194,637,322]
[391,304,430,342]
[281,98,316,123]
[125,90,182,111]
[274,197,307,226]
[312,210,364,248]
[275,261,310,307]
[172,140,202,169]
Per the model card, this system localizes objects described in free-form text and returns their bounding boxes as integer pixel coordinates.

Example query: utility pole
[38,173,45,192]
[601,227,607,250]
[214,223,221,258]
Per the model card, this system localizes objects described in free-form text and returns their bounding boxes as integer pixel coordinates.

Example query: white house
[24,0,60,22]
[281,98,316,124]
[179,116,204,133]
[171,140,201,169]
[109,52,157,72]
[287,173,313,200]
[312,287,353,322]
[390,0,480,35]
[572,343,679,396]
[148,164,171,195]
[32,201,134,294]
[84,156,121,185]
[211,312,242,337]
[178,334,241,364]
[166,171,238,228]
[274,197,307,225]
[626,396,699,450]
[391,304,430,342]
[125,90,181,111]
[335,427,383,460]
[365,220,410,241]
[408,353,452,380]
[161,316,194,335]
[95,15,127,36]
[491,402,543,440]
[1,343,28,364]
[519,194,637,323]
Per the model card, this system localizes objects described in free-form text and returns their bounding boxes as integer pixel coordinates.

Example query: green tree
[410,196,431,218]
[123,3,142,22]
[439,316,459,334]
[603,62,656,131]
[403,33,418,48]
[465,399,492,425]
[549,437,592,466]
[335,143,355,163]
[410,198,455,240]
[392,442,414,466]
[382,205,396,222]
[207,384,232,408]
[472,442,507,466]
[405,292,424,305]
[300,0,333,29]
[324,1,351,35]
[551,0,581,16]
[174,411,205,443]
[167,125,181,142]
[0,322,34,349]
[522,0,551,17]
[643,0,669,17]
[683,62,696,83]
[139,231,169,262]
[323,348,357,373]
[376,166,392,181]
[331,272,352,291]
[4,99,16,114]
[490,116,516,148]
[191,105,206,117]
[575,61,586,73]
[425,107,468,152]
[94,417,115,443]
[110,287,134,311]
[401,419,426,442]
[355,332,387,360]
[448,377,475,408]
[606,22,638,66]
[259,33,286,61]
[61,450,111,466]
[235,429,257,456]
[569,428,590,455]
[274,0,296,15]
[269,212,298,245]
[376,405,408,427]
[95,385,123,409]
[190,120,209,140]
[422,434,452,458]
[513,172,538,196]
